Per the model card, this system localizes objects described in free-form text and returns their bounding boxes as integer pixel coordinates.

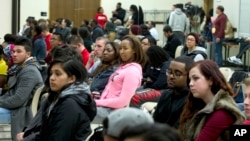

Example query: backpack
[229,71,248,103]
[185,50,208,60]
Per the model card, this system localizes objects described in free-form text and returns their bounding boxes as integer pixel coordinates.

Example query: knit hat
[103,107,154,138]
[130,25,142,35]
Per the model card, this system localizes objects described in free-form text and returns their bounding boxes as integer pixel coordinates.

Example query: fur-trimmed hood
[185,89,246,141]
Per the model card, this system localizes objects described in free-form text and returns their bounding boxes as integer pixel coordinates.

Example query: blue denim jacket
[90,66,118,93]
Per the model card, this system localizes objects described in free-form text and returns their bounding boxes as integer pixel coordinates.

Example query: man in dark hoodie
[112,2,126,25]
[90,19,105,42]
[0,37,44,140]
[153,56,193,128]
[163,25,182,58]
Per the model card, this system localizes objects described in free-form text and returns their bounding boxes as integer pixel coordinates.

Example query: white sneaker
[227,56,243,65]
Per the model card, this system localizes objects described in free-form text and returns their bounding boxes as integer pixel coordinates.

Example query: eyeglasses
[186,38,196,42]
[166,69,186,78]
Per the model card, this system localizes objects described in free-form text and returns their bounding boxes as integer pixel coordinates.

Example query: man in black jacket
[153,56,194,128]
[112,2,126,25]
[163,25,182,58]
[90,19,105,42]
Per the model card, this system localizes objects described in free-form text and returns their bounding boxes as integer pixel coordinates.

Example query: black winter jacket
[39,93,96,141]
[143,60,171,90]
[163,33,182,58]
[153,87,189,128]
[35,83,97,141]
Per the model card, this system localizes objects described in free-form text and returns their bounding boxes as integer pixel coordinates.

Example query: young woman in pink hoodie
[93,35,146,123]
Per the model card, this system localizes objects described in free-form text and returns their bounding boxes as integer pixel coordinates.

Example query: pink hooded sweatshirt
[95,63,142,109]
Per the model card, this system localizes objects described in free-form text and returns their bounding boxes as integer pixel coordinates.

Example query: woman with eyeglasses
[179,60,245,141]
[183,33,207,61]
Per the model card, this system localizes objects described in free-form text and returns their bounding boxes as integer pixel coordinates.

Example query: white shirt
[149,27,159,41]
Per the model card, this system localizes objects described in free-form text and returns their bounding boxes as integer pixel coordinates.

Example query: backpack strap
[186,50,207,59]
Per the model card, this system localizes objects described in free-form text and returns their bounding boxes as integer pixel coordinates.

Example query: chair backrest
[31,86,44,117]
[219,67,234,81]
[175,45,184,58]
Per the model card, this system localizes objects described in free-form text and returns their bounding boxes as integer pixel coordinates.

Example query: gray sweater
[169,8,190,33]
[0,57,44,140]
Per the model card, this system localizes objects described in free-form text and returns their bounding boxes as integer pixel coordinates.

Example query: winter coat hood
[59,83,96,120]
[174,8,184,15]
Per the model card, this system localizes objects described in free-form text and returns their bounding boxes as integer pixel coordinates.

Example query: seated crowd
[0,2,249,141]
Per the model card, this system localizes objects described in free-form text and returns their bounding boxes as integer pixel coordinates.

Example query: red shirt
[45,33,52,51]
[195,109,234,141]
[95,13,108,28]
[81,49,90,66]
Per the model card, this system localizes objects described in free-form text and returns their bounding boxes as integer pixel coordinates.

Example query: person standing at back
[112,2,126,25]
[212,5,227,67]
[129,5,140,25]
[95,7,108,29]
[169,4,190,44]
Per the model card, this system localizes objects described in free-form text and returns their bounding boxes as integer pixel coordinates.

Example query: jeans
[92,107,113,124]
[213,37,223,67]
[0,107,11,124]
[236,41,250,59]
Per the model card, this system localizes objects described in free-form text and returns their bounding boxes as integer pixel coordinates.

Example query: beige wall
[101,0,204,20]
[0,0,12,42]
[19,0,49,32]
